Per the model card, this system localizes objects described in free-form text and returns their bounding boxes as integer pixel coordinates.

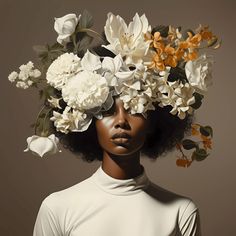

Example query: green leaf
[182,139,197,150]
[191,92,204,109]
[78,9,93,30]
[200,125,213,137]
[151,25,169,37]
[33,45,48,57]
[50,42,64,51]
[182,29,195,40]
[77,33,94,54]
[192,148,209,161]
[168,67,187,83]
[207,37,218,47]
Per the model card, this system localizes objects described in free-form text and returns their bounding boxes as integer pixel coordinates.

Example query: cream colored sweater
[33,165,201,236]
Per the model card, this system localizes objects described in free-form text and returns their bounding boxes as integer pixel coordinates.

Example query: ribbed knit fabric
[33,165,201,236]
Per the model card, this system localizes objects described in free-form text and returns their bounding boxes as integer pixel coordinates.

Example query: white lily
[103,12,151,65]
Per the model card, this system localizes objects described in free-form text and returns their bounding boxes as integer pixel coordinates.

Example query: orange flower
[191,125,200,136]
[198,26,214,41]
[201,135,212,150]
[149,52,165,71]
[176,158,192,167]
[164,45,178,67]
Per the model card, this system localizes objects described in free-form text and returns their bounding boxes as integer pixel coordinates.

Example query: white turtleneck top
[33,166,201,236]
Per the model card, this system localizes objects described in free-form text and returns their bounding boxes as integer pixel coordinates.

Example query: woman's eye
[102,108,116,117]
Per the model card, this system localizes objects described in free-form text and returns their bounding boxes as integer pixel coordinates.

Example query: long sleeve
[33,200,62,236]
[179,200,202,236]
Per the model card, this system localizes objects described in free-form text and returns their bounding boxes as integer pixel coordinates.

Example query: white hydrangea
[8,71,18,83]
[16,81,29,89]
[46,53,81,90]
[8,61,41,89]
[62,70,109,110]
[50,106,92,133]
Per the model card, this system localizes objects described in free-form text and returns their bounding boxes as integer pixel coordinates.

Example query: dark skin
[95,98,150,180]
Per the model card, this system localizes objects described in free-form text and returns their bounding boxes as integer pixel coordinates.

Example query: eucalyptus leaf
[191,92,204,109]
[200,125,213,137]
[192,148,209,161]
[207,37,218,47]
[182,139,197,150]
[151,25,169,37]
[182,29,195,40]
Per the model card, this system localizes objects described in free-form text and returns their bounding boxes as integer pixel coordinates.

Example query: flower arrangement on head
[8,10,220,167]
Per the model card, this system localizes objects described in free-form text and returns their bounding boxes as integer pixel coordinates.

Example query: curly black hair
[53,41,194,162]
[56,105,193,162]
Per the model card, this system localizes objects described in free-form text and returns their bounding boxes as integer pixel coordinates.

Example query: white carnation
[46,53,81,90]
[185,54,213,94]
[62,71,109,110]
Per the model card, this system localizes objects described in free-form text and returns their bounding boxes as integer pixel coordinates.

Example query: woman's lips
[111,132,131,145]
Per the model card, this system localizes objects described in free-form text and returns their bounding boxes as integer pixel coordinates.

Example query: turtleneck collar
[91,165,150,196]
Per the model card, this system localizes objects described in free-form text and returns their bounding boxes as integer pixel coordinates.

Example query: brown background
[0,0,235,235]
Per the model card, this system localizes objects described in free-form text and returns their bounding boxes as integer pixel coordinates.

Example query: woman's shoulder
[146,181,199,212]
[41,174,96,211]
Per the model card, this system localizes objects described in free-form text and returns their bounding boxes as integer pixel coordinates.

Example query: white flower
[46,53,81,90]
[102,54,135,87]
[158,81,195,119]
[54,13,79,45]
[8,71,18,82]
[30,69,41,78]
[50,106,92,133]
[48,96,62,109]
[185,54,213,94]
[81,50,102,71]
[24,134,61,157]
[62,70,109,110]
[103,12,151,64]
[16,81,29,89]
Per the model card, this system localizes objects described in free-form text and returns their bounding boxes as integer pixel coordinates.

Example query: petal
[102,57,115,72]
[104,13,127,44]
[81,50,101,71]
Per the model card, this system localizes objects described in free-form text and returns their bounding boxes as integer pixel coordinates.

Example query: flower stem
[34,105,47,135]
[79,28,104,42]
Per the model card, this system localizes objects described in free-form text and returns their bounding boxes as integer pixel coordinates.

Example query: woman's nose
[114,106,131,130]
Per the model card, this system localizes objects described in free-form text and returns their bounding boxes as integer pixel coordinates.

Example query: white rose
[185,54,213,94]
[62,70,109,110]
[24,134,61,157]
[54,13,79,45]
[46,53,81,90]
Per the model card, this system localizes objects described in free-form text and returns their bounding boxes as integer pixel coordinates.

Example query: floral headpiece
[8,10,220,167]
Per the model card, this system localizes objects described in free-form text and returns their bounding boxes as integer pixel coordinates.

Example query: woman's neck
[101,151,143,179]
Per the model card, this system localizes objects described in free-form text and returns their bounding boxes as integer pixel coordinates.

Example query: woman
[33,96,201,236]
[8,11,218,236]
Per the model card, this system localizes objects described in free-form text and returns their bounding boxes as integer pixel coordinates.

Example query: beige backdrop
[0,0,235,235]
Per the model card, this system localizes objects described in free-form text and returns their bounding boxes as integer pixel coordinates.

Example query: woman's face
[95,98,149,157]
